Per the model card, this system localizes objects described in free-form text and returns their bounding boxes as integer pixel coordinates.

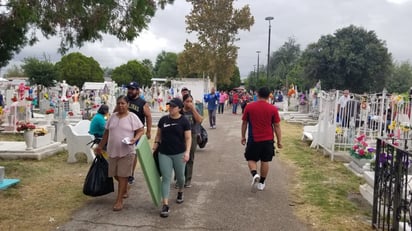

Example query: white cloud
[2,0,412,79]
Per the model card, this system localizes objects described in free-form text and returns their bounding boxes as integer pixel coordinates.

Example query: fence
[372,138,412,230]
[311,89,412,160]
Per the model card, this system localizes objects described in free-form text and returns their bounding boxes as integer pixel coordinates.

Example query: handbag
[83,155,114,197]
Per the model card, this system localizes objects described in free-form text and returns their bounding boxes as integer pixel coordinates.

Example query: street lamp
[253,65,256,88]
[256,51,260,86]
[265,16,274,81]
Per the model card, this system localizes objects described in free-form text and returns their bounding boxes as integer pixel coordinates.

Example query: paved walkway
[58,110,310,231]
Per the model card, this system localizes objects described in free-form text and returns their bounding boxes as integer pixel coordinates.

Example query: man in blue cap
[126,81,152,186]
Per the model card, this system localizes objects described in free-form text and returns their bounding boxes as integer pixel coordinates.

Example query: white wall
[171,78,212,103]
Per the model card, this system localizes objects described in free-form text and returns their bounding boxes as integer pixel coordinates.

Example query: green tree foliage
[153,51,178,78]
[111,60,151,87]
[177,42,204,78]
[219,66,241,90]
[300,25,392,93]
[386,61,412,94]
[0,0,174,67]
[142,58,154,76]
[55,52,103,88]
[184,0,254,87]
[22,57,57,88]
[271,37,301,90]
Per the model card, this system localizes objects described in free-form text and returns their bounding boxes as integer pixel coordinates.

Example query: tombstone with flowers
[16,121,36,150]
[348,134,376,175]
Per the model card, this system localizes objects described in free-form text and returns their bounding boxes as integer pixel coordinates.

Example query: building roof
[82,82,107,90]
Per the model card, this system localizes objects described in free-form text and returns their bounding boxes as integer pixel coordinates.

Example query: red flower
[25,96,33,101]
[11,97,18,102]
[358,149,365,156]
[16,121,36,132]
[68,111,74,116]
[353,145,359,150]
[45,108,54,114]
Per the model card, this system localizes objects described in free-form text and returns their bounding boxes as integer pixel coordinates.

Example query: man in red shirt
[241,87,282,192]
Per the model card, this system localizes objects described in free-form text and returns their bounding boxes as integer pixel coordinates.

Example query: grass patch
[0,133,24,142]
[0,151,90,230]
[279,122,372,230]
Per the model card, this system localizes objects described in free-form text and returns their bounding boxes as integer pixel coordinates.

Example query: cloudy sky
[1,0,412,78]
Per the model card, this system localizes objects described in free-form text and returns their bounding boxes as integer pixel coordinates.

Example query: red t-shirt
[242,100,280,142]
[232,93,239,104]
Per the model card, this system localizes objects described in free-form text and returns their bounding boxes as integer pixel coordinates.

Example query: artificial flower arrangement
[350,134,375,159]
[33,127,48,136]
[45,108,54,114]
[16,121,36,132]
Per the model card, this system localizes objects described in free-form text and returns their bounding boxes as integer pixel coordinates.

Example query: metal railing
[372,138,412,230]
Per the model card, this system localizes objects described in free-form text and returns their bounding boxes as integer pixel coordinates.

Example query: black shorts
[244,140,275,162]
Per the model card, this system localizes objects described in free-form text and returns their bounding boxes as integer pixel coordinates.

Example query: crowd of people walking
[92,82,282,218]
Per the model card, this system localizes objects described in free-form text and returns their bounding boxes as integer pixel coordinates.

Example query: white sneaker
[257,183,265,191]
[251,174,260,193]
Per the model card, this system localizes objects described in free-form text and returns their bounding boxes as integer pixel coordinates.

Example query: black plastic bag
[83,155,114,197]
[198,125,208,149]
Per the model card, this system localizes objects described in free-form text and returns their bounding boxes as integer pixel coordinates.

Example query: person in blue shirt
[89,104,109,138]
[204,87,219,129]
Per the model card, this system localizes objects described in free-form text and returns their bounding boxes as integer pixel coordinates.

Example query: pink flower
[358,149,365,156]
[356,134,366,141]
[353,145,359,150]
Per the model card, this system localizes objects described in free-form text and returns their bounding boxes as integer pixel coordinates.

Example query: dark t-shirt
[128,97,147,125]
[183,109,201,134]
[158,115,191,155]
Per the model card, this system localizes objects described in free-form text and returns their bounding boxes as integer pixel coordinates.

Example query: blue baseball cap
[126,82,139,89]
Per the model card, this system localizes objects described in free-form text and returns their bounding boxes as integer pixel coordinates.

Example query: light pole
[265,16,274,81]
[256,51,260,87]
[253,65,256,89]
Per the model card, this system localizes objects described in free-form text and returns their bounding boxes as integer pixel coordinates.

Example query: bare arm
[241,120,247,145]
[273,123,282,149]
[95,129,109,155]
[144,103,152,139]
[129,127,144,145]
[191,103,203,124]
[183,130,191,162]
[152,128,161,151]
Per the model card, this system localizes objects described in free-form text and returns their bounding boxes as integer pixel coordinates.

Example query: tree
[300,25,392,93]
[0,0,175,68]
[111,60,151,87]
[55,52,103,88]
[177,42,205,78]
[184,0,254,88]
[270,37,301,90]
[153,51,178,78]
[386,61,412,93]
[22,57,57,88]
[219,66,241,90]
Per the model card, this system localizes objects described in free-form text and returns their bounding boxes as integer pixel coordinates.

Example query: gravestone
[5,101,31,132]
[5,89,14,106]
[39,99,50,114]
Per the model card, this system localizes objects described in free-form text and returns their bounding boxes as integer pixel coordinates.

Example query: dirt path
[58,111,310,231]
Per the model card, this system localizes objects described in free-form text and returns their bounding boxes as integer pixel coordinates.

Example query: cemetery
[1,76,411,229]
[285,86,412,230]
